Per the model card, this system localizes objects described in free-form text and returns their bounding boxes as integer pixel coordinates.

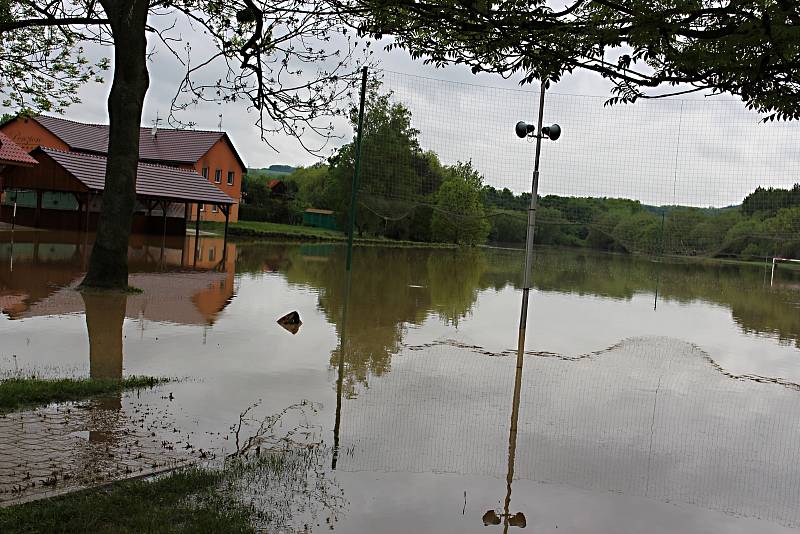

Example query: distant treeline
[485,185,800,258]
[241,88,800,258]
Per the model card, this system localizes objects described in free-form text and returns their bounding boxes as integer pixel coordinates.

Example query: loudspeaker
[515,121,536,138]
[541,124,561,140]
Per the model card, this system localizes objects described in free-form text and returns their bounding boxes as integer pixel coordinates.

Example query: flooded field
[2,230,800,532]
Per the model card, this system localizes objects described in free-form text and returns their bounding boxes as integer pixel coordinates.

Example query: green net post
[346,66,369,272]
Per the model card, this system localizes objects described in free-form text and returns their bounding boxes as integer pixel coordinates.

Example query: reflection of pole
[332,266,353,469]
[483,336,527,531]
[503,355,524,533]
[345,66,368,272]
[653,260,663,311]
[654,210,667,310]
[771,257,776,287]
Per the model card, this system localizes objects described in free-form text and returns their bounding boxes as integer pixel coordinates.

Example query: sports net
[326,69,800,259]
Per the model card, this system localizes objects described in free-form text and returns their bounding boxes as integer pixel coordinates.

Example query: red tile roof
[0,132,37,167]
[37,147,234,205]
[268,179,282,189]
[32,115,246,171]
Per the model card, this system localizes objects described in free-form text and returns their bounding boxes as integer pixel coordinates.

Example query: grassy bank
[203,220,457,248]
[0,376,169,412]
[0,467,253,534]
[206,220,344,241]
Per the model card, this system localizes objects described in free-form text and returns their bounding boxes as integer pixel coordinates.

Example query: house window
[199,204,205,212]
[212,205,218,213]
[227,171,235,186]
[208,247,215,261]
[214,169,221,183]
[202,167,208,179]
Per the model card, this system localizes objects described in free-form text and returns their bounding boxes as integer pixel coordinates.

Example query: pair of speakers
[515,121,561,140]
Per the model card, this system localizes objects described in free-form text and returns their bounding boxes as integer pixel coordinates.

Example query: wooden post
[160,200,169,267]
[194,202,200,267]
[85,193,91,232]
[34,190,43,228]
[222,204,230,265]
[74,193,83,232]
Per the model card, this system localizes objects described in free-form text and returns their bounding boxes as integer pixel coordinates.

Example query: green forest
[243,91,800,259]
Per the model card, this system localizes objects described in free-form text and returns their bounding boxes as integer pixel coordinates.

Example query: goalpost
[771,257,800,286]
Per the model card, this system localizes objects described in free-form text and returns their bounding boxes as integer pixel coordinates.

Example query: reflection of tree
[427,249,487,326]
[525,249,800,348]
[83,291,127,381]
[81,290,127,438]
[237,242,800,378]
[257,245,487,392]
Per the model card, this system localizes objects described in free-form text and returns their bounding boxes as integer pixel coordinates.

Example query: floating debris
[276,311,302,335]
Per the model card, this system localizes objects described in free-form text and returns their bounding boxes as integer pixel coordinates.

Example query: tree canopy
[0,0,367,288]
[347,0,800,120]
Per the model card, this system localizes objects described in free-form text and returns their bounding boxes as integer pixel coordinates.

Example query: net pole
[335,66,367,468]
[345,66,369,272]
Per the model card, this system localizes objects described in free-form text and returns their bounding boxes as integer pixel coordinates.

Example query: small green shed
[303,208,338,230]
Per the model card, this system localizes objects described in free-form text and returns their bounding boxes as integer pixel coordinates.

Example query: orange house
[0,115,246,222]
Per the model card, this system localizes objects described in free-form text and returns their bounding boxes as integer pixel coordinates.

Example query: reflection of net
[336,337,800,527]
[355,70,800,257]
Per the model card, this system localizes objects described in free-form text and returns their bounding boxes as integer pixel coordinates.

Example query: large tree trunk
[81,0,150,289]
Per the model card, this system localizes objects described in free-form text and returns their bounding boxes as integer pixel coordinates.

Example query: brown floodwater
[2,230,800,532]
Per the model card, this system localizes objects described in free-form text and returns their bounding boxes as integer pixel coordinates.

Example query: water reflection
[3,234,800,529]
[231,243,800,388]
[0,231,237,327]
[483,335,527,531]
[83,291,125,381]
[274,246,490,393]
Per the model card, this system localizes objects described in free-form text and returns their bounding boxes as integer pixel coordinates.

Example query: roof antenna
[151,111,161,139]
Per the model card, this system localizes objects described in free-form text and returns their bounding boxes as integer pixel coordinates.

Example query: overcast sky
[5,14,800,208]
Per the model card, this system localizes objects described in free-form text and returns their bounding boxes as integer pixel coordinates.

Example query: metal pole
[516,83,547,361]
[345,66,369,273]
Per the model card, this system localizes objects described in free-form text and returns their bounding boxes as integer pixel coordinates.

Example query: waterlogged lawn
[0,467,253,534]
[0,445,342,534]
[0,376,169,413]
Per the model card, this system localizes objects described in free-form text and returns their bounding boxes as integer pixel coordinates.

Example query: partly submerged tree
[1,1,367,288]
[347,0,800,120]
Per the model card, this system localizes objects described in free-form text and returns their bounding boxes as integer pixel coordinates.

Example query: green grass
[0,376,169,413]
[213,220,345,240]
[203,220,458,248]
[0,467,254,534]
